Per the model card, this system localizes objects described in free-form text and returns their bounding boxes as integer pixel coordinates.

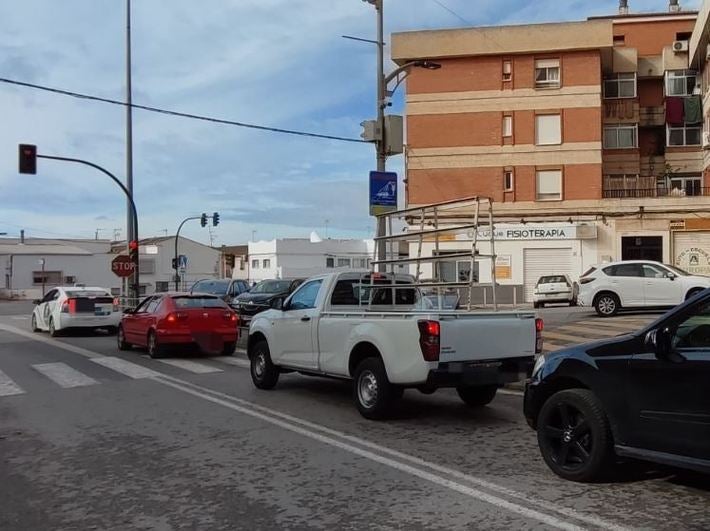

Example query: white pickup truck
[247,271,542,419]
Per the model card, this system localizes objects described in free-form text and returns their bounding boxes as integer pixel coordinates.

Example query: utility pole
[374,0,388,271]
[125,0,136,294]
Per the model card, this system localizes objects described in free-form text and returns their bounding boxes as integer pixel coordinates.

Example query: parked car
[578,260,710,317]
[533,275,578,308]
[31,287,120,336]
[190,278,250,305]
[233,278,304,322]
[248,271,542,419]
[117,293,239,358]
[525,289,710,482]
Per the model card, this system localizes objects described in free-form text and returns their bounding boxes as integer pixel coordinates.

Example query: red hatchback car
[117,293,239,358]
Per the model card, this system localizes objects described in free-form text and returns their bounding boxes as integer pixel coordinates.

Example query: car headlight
[532,354,546,378]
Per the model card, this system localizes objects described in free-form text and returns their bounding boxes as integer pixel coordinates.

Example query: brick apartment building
[392,1,710,301]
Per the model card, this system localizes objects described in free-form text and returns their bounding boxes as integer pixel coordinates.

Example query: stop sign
[112,255,136,278]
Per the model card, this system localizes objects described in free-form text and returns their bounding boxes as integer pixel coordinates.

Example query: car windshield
[172,296,228,309]
[538,276,567,285]
[191,280,231,295]
[64,290,111,298]
[664,264,690,276]
[250,280,292,294]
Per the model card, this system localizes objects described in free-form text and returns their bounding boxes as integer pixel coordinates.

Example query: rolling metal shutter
[523,248,574,302]
[673,231,710,276]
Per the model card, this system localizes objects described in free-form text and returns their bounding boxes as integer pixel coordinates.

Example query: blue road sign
[178,255,189,270]
[369,171,398,216]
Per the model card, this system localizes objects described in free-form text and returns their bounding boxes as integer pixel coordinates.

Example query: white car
[31,287,121,336]
[532,275,578,308]
[578,260,710,317]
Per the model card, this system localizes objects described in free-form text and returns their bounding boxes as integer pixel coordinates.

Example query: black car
[525,289,710,482]
[190,279,250,305]
[233,279,304,320]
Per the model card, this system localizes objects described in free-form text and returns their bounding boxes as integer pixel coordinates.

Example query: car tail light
[61,299,77,314]
[579,277,595,285]
[165,312,188,324]
[535,318,544,354]
[417,320,440,362]
[223,311,238,323]
[113,297,120,312]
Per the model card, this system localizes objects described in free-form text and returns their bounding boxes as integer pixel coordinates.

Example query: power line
[0,77,366,145]
[429,0,472,25]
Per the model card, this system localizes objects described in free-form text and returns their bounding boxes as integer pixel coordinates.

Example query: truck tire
[250,340,279,390]
[353,357,401,420]
[456,385,498,407]
[536,389,613,483]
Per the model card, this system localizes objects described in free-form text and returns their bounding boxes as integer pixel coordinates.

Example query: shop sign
[473,224,597,241]
[670,220,686,230]
[495,255,512,280]
[676,247,710,276]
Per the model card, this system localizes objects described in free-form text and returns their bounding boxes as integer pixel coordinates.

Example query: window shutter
[535,115,561,145]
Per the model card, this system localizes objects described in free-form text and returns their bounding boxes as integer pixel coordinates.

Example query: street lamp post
[125,0,136,294]
[173,213,219,291]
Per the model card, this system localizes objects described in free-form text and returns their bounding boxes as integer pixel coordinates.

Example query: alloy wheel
[541,402,592,471]
[598,296,616,316]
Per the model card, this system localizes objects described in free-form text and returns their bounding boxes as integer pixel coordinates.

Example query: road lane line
[0,324,103,358]
[32,362,98,388]
[91,357,161,379]
[155,376,584,531]
[156,374,628,531]
[207,356,250,369]
[156,359,223,374]
[0,369,24,396]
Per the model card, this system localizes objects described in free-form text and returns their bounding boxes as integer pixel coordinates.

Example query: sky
[0,0,702,246]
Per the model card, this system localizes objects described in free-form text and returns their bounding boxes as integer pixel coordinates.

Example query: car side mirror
[666,272,677,281]
[271,297,284,311]
[646,327,673,359]
[32,299,41,305]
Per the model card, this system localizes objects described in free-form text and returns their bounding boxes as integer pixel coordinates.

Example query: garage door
[673,231,710,276]
[523,248,574,302]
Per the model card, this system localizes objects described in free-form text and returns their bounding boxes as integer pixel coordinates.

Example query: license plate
[95,305,111,316]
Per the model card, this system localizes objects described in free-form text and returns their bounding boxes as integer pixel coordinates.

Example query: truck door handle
[301,317,311,322]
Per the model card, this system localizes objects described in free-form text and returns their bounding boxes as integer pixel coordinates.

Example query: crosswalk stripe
[156,359,223,374]
[559,325,623,338]
[544,330,590,344]
[91,357,161,379]
[32,363,98,388]
[208,356,250,369]
[543,343,567,352]
[0,369,24,396]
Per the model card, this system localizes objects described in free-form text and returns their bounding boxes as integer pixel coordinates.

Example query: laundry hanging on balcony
[684,95,703,125]
[666,97,684,126]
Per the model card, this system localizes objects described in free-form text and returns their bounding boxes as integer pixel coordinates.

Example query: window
[535,114,561,145]
[665,70,698,97]
[667,125,702,146]
[354,258,368,268]
[613,35,626,45]
[604,73,636,99]
[676,31,692,41]
[331,279,362,306]
[502,115,513,138]
[262,259,271,269]
[337,258,351,268]
[672,301,710,349]
[289,280,323,310]
[326,257,335,268]
[503,60,512,82]
[32,271,62,286]
[172,295,227,309]
[138,258,155,275]
[642,264,667,278]
[669,175,703,196]
[504,170,514,192]
[135,296,153,314]
[155,281,170,293]
[536,170,562,201]
[437,252,480,283]
[251,259,259,269]
[145,297,162,313]
[603,264,643,277]
[603,124,638,149]
[535,59,560,89]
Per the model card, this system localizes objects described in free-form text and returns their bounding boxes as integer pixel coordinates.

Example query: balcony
[602,187,710,199]
[639,106,665,127]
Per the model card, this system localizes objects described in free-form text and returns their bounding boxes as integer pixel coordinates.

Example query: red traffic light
[19,144,37,175]
[128,240,139,251]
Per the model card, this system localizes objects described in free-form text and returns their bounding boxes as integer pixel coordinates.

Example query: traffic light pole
[374,0,387,273]
[36,155,140,300]
[173,216,202,291]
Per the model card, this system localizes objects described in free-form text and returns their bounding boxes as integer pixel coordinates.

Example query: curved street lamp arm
[174,216,202,290]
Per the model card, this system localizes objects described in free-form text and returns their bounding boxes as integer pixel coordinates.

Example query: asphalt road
[0,304,708,530]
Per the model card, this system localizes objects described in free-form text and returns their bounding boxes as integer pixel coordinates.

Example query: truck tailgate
[439,313,536,362]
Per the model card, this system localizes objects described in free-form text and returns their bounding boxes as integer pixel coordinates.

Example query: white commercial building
[245,233,376,283]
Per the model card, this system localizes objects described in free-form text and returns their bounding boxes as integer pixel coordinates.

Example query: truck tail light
[417,320,440,362]
[535,318,544,354]
[579,277,595,285]
[61,299,77,314]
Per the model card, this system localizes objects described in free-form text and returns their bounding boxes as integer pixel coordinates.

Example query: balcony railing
[603,187,710,199]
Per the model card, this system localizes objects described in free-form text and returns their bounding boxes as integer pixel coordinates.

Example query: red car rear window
[172,296,228,309]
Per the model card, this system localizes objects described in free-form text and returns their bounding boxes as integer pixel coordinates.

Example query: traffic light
[19,144,37,174]
[172,258,178,270]
[128,240,139,266]
[200,213,208,228]
[212,212,220,227]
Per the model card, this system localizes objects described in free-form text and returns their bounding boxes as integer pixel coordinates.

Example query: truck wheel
[353,357,400,420]
[456,385,498,407]
[536,389,613,483]
[250,341,279,390]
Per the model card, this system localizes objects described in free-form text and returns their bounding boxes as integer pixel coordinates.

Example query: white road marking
[32,362,98,388]
[498,389,523,397]
[10,316,29,321]
[0,324,103,358]
[156,359,223,374]
[0,369,24,396]
[91,357,161,379]
[156,376,584,531]
[208,356,250,369]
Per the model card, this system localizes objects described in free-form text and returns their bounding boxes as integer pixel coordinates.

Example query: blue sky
[0,0,701,245]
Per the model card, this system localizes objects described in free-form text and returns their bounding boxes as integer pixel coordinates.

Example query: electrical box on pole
[384,115,404,156]
[360,120,382,143]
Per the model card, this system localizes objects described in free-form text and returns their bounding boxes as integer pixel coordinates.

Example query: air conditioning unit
[703,132,710,150]
[673,40,689,53]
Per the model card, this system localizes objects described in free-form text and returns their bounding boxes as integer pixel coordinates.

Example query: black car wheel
[117,326,131,351]
[222,342,236,356]
[250,341,279,389]
[537,389,613,483]
[456,385,498,407]
[594,293,620,317]
[147,331,165,359]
